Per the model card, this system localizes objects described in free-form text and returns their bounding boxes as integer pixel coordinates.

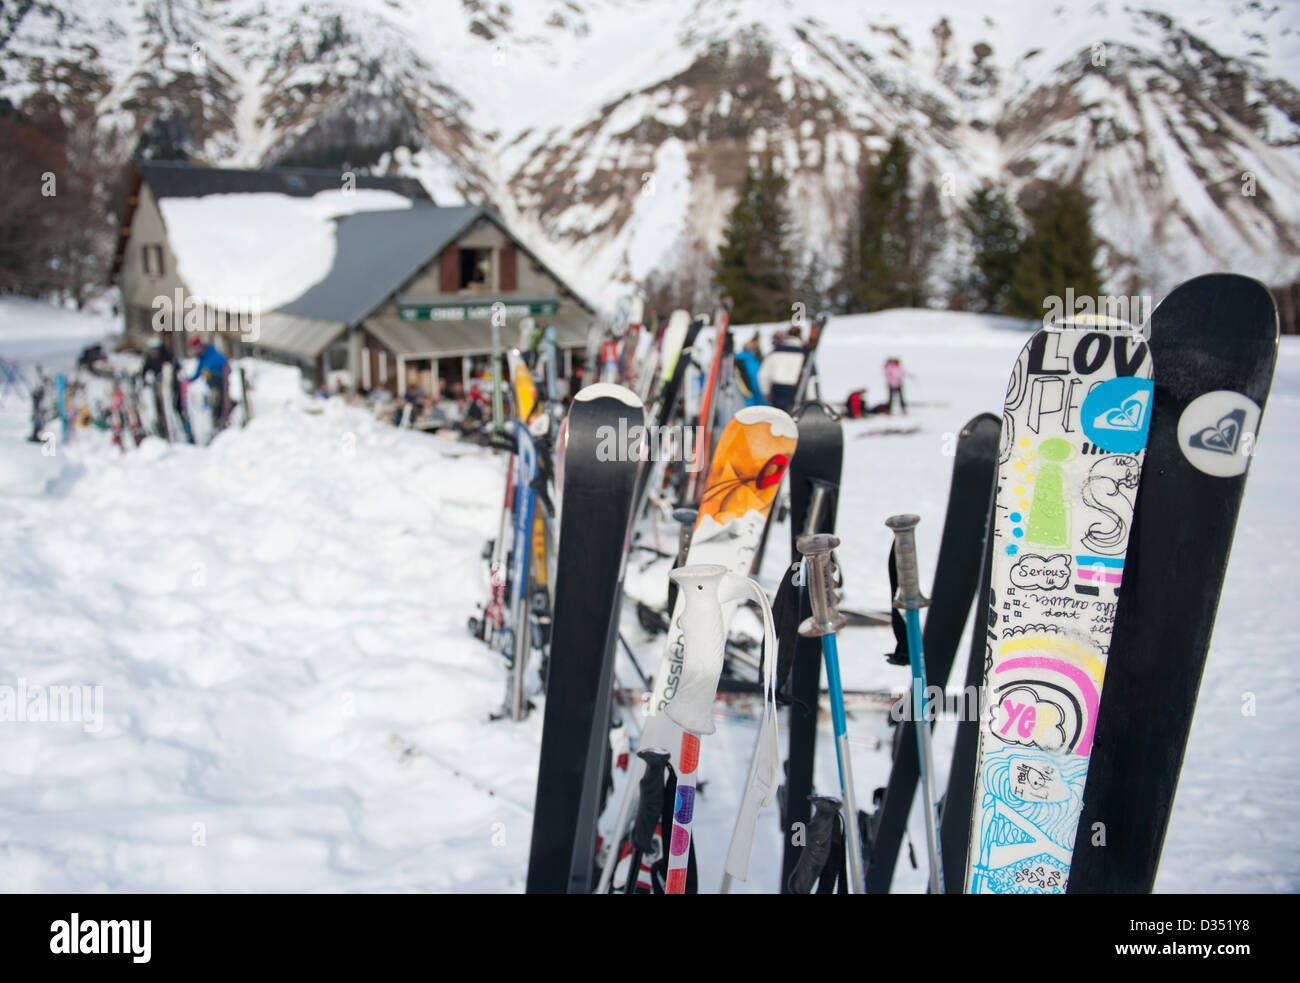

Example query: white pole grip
[664,564,734,734]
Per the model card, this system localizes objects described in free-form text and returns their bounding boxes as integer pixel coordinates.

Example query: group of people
[733,326,909,416]
[734,326,807,411]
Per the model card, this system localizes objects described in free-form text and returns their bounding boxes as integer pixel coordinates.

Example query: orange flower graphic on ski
[697,411,796,526]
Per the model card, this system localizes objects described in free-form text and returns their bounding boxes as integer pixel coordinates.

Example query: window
[142,244,164,277]
[459,248,493,291]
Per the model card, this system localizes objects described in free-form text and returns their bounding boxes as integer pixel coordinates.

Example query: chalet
[113,161,595,395]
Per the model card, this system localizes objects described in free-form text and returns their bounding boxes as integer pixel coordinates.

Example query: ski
[777,401,842,892]
[595,404,797,892]
[965,321,1154,894]
[526,384,644,894]
[1067,273,1279,893]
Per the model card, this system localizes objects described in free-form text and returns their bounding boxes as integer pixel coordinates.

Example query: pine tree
[1006,179,1103,319]
[715,164,795,323]
[906,181,945,308]
[843,132,924,312]
[961,182,1022,313]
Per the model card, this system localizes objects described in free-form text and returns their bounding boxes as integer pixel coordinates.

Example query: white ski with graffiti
[966,321,1153,894]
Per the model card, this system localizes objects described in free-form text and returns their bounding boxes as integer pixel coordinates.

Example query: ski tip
[575,383,643,408]
[734,405,798,438]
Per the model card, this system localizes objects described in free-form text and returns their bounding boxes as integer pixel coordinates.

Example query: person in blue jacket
[188,337,228,383]
[189,337,231,427]
[735,333,766,407]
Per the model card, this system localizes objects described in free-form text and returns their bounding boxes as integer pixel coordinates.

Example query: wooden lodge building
[113,161,595,395]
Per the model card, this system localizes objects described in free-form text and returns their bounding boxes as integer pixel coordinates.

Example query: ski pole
[796,533,864,894]
[787,794,842,894]
[662,562,749,893]
[624,747,671,894]
[716,568,779,894]
[885,514,945,894]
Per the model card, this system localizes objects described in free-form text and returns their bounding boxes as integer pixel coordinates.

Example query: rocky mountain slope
[3,0,1298,308]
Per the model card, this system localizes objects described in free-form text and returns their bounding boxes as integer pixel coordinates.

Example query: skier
[759,326,805,411]
[734,334,765,407]
[883,357,907,415]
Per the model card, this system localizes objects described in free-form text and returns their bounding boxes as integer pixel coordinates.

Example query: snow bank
[0,300,1295,892]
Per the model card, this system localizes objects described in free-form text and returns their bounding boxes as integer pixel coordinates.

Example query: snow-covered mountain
[4,0,1299,307]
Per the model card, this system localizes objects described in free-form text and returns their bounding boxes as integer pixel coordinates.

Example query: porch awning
[247,312,346,359]
[363,315,591,359]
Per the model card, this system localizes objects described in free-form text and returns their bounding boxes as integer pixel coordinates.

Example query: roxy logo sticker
[1178,390,1262,477]
[1080,376,1153,453]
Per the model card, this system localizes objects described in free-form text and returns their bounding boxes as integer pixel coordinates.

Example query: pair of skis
[588,404,799,894]
[864,273,1276,894]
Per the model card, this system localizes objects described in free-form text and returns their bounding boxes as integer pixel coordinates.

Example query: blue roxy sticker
[1080,377,1153,454]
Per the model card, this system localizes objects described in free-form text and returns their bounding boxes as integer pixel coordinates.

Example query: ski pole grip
[632,747,672,853]
[796,534,847,637]
[885,514,929,610]
[665,564,731,734]
[787,794,842,894]
[801,478,835,538]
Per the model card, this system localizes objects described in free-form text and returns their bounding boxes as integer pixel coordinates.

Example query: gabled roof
[136,160,432,203]
[276,204,596,324]
[277,204,484,325]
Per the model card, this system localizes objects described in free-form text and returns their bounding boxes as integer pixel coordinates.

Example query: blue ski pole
[796,533,864,894]
[885,514,945,894]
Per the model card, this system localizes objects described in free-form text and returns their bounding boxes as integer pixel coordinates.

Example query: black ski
[526,384,645,893]
[862,412,1000,892]
[777,401,843,892]
[1067,273,1278,893]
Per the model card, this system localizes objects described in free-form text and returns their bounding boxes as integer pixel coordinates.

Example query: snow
[0,298,1296,892]
[157,189,415,312]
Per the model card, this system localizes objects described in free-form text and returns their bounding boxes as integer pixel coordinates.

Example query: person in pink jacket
[883,357,907,414]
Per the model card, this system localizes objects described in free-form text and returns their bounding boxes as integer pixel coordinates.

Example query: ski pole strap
[818,815,849,894]
[632,748,671,854]
[885,514,929,610]
[795,534,847,636]
[885,543,909,665]
[772,563,801,705]
[787,794,841,894]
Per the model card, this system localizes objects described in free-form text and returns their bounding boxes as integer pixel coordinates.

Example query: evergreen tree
[961,182,1022,313]
[842,132,939,312]
[1006,179,1103,319]
[906,181,945,307]
[715,164,795,323]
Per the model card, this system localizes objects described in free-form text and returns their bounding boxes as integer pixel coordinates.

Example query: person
[142,336,177,381]
[189,337,231,427]
[883,357,907,415]
[734,333,765,407]
[189,337,228,385]
[759,326,806,411]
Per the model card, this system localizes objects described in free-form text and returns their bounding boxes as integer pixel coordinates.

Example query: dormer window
[459,248,493,291]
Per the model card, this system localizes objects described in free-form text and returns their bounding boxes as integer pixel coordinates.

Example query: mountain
[3,0,1299,310]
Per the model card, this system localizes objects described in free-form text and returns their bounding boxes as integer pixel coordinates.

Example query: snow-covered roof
[157,188,422,313]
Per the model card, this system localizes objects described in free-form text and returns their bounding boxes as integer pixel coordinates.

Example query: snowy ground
[0,299,1296,892]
